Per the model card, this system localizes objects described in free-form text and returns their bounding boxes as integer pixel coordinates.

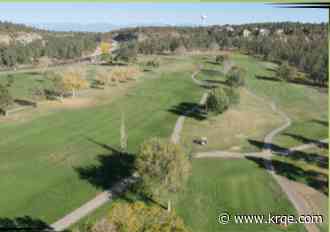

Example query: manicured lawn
[175,158,306,232]
[0,56,205,223]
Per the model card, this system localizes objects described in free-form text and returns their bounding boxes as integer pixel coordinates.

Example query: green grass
[230,53,328,148]
[175,158,306,232]
[0,57,205,223]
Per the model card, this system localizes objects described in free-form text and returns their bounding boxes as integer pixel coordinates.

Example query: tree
[135,138,191,212]
[109,66,142,83]
[146,58,160,68]
[49,72,66,101]
[100,42,112,63]
[215,54,229,65]
[36,56,51,74]
[277,62,296,81]
[95,70,111,89]
[206,87,230,114]
[0,84,12,111]
[120,111,128,152]
[85,201,189,232]
[225,66,246,87]
[115,42,138,63]
[61,68,89,97]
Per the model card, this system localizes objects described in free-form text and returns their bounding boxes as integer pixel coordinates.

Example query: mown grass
[230,53,328,148]
[0,56,205,223]
[175,158,306,232]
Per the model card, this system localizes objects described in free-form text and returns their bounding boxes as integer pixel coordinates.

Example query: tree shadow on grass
[283,133,328,149]
[311,119,329,127]
[75,138,135,190]
[0,216,56,232]
[255,74,326,88]
[200,68,224,77]
[255,75,280,82]
[246,156,328,196]
[168,102,207,121]
[248,139,328,169]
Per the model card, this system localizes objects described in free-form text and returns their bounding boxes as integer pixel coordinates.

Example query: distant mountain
[29,22,196,33]
[30,22,120,33]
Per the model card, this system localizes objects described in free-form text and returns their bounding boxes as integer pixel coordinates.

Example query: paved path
[51,177,137,231]
[171,69,208,144]
[289,138,328,152]
[51,68,209,231]
[195,88,327,232]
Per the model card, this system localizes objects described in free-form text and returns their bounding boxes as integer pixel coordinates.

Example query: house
[275,29,284,35]
[259,28,270,36]
[243,29,251,38]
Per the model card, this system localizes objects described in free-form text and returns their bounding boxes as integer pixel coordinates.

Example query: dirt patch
[47,98,95,109]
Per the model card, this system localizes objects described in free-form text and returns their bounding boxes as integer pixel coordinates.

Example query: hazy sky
[0,3,327,26]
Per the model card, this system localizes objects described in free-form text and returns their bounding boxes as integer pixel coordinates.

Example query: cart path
[51,177,136,231]
[171,69,209,144]
[195,88,327,232]
[51,69,208,231]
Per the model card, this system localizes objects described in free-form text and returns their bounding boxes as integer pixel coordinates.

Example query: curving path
[194,87,326,232]
[171,68,209,144]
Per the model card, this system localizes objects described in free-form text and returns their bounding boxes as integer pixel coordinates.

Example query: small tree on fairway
[100,42,112,63]
[48,72,66,101]
[215,54,229,65]
[0,84,13,112]
[135,138,191,213]
[277,62,296,81]
[101,201,189,232]
[226,66,246,87]
[206,87,230,114]
[61,69,89,97]
[95,70,111,89]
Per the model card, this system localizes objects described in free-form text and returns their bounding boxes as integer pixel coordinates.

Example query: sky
[0,3,327,29]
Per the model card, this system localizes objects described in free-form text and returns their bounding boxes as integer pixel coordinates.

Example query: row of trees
[206,58,244,115]
[114,22,327,86]
[0,34,98,68]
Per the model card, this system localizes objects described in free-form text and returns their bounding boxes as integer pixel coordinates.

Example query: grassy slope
[231,53,328,148]
[181,56,284,152]
[176,159,306,232]
[0,57,204,223]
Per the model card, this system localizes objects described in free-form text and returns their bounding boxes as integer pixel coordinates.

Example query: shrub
[0,84,12,110]
[277,62,297,81]
[146,59,160,68]
[206,87,230,114]
[89,201,190,232]
[226,66,246,87]
[110,66,142,83]
[215,54,229,64]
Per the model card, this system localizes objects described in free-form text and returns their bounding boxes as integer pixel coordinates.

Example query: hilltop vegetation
[112,22,328,86]
[0,21,99,68]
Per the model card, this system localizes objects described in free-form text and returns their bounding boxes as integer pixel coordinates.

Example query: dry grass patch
[182,88,283,152]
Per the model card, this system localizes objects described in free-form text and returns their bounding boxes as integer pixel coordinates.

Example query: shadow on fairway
[0,216,58,232]
[311,119,329,127]
[255,75,280,82]
[255,74,326,88]
[283,133,328,149]
[200,68,224,77]
[75,138,135,190]
[168,102,207,121]
[248,139,328,169]
[246,156,328,196]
